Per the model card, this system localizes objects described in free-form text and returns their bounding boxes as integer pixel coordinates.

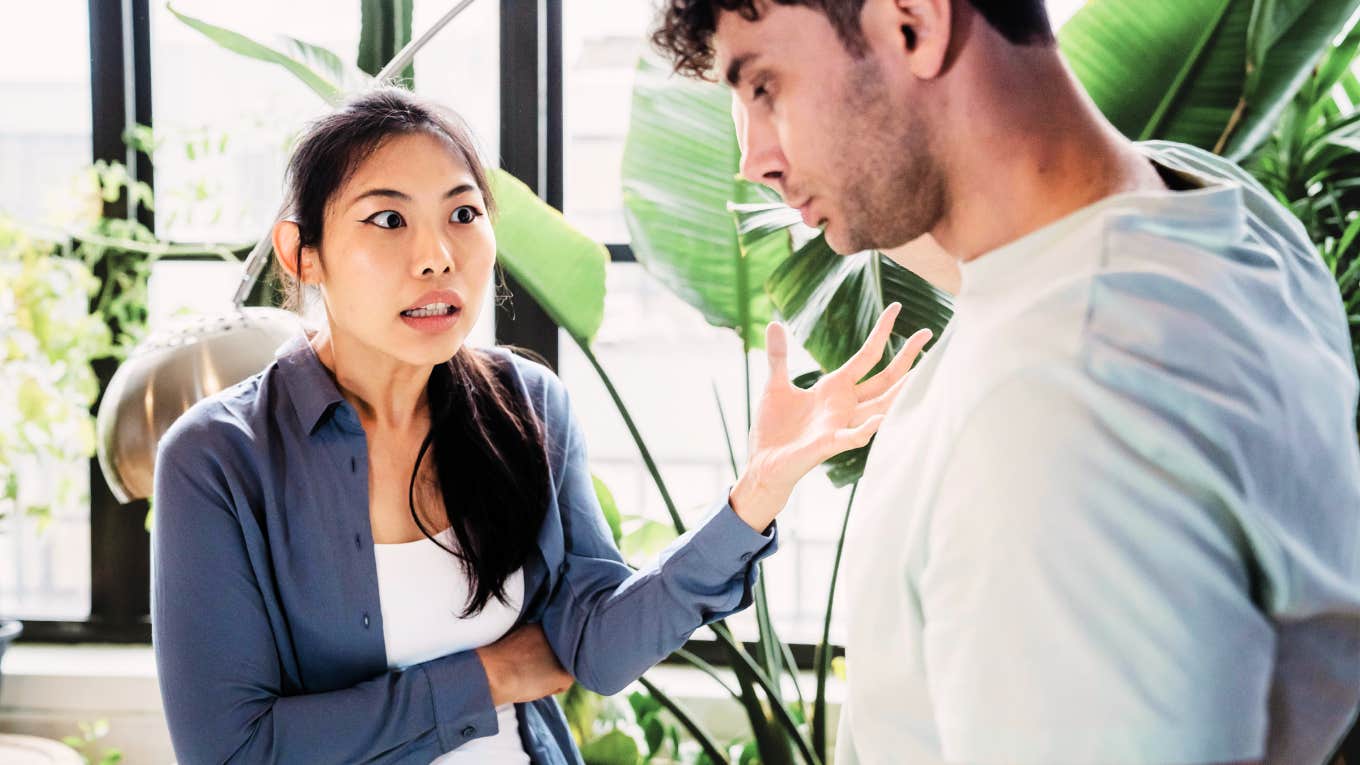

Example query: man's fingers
[832,415,884,453]
[837,303,902,383]
[851,373,910,426]
[855,327,932,401]
[765,321,790,387]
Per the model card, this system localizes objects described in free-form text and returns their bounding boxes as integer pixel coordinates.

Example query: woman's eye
[451,205,482,225]
[366,210,405,229]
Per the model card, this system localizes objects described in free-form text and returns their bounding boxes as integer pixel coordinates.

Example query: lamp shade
[95,307,301,503]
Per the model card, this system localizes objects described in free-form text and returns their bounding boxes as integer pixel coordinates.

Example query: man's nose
[733,98,785,190]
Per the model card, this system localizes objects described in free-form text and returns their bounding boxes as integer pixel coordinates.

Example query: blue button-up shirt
[151,336,777,764]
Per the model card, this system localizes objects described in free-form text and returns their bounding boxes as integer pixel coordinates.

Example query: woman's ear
[271,220,316,283]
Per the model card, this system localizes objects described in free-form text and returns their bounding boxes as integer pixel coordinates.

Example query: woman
[152,87,929,764]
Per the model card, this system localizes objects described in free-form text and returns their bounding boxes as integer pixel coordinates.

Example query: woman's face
[312,130,495,368]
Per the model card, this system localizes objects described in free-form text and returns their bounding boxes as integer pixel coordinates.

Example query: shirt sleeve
[537,378,778,696]
[918,369,1273,764]
[152,413,497,765]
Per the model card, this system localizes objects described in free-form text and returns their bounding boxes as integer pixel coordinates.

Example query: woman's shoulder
[155,365,277,471]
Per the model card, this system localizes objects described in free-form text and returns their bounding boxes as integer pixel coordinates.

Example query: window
[0,0,94,622]
[4,0,1096,644]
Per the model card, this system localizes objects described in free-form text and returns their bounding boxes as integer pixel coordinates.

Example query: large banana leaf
[1058,0,1360,160]
[621,56,788,350]
[169,8,609,344]
[490,170,609,345]
[168,4,371,105]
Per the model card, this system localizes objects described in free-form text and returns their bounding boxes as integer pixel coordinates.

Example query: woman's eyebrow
[348,183,478,207]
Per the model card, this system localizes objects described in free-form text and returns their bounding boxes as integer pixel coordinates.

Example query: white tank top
[374,527,529,765]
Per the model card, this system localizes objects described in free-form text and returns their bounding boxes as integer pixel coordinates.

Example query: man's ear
[271,220,317,283]
[864,0,952,80]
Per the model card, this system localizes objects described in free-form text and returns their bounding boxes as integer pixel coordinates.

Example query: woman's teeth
[401,303,456,318]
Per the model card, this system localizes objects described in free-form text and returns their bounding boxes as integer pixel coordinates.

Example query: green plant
[1244,18,1360,372]
[0,218,111,524]
[61,719,124,765]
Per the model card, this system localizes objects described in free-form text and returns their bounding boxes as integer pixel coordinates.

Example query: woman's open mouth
[399,302,461,333]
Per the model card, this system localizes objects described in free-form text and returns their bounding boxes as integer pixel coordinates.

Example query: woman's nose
[415,229,455,276]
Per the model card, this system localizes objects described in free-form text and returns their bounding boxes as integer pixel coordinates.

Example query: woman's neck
[310,326,432,431]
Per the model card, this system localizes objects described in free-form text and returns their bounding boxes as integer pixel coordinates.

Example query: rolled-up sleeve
[537,379,777,696]
[152,410,497,764]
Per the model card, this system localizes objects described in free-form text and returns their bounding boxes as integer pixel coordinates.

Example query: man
[652,2,1360,763]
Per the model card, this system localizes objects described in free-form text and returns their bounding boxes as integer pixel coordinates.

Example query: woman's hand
[730,303,932,531]
[475,624,574,706]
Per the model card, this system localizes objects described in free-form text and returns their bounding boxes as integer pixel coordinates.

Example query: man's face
[714,1,946,254]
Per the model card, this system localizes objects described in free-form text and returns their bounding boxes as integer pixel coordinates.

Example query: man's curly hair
[652,0,1052,80]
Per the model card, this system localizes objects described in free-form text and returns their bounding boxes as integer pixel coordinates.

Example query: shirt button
[739,552,752,562]
[362,613,371,629]
[354,533,362,550]
[461,726,477,738]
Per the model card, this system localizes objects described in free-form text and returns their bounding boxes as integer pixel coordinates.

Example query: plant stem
[713,381,739,480]
[674,648,742,701]
[812,481,859,760]
[574,338,685,534]
[638,675,730,765]
[709,622,820,765]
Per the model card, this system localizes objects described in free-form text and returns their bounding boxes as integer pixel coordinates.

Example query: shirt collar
[958,149,1246,297]
[275,334,352,435]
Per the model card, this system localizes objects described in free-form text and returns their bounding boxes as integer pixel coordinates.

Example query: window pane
[0,0,93,622]
[563,0,652,243]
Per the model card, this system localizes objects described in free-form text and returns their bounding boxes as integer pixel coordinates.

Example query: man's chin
[823,223,871,256]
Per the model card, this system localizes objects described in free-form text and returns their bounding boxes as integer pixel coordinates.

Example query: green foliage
[60,719,123,765]
[359,0,415,85]
[1059,0,1360,159]
[167,3,366,105]
[621,57,786,350]
[1244,16,1360,368]
[0,218,111,523]
[487,170,610,345]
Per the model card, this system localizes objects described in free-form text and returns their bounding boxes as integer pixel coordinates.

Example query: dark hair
[276,87,550,616]
[652,0,1053,79]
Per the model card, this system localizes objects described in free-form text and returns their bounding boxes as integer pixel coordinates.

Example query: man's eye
[365,210,405,229]
[451,205,482,225]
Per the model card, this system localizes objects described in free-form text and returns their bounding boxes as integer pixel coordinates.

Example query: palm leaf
[1058,0,1360,160]
[168,3,364,105]
[489,170,608,345]
[621,56,789,350]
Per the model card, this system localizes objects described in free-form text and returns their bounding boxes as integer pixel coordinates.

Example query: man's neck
[929,45,1166,262]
